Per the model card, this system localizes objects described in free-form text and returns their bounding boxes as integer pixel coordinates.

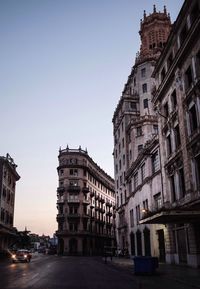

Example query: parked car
[11,249,32,263]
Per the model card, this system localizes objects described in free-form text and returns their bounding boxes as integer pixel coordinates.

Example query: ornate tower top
[135,5,171,65]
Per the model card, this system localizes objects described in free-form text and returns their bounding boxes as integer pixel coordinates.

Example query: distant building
[0,154,20,253]
[142,0,200,267]
[56,146,116,255]
[112,6,172,259]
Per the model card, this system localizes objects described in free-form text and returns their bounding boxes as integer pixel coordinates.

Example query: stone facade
[0,154,20,253]
[149,0,200,267]
[56,146,116,255]
[113,6,171,259]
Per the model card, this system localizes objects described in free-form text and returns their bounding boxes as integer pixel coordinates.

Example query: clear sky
[0,0,184,236]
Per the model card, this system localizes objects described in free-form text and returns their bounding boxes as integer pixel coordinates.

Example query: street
[1,254,136,289]
[1,254,200,289]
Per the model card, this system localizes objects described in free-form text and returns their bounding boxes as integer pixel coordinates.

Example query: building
[0,154,20,254]
[112,6,172,259]
[141,0,200,267]
[56,146,115,255]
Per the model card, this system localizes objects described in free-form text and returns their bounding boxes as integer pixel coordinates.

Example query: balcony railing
[67,213,80,219]
[56,213,65,221]
[82,199,90,205]
[68,185,81,192]
[57,186,65,193]
[67,199,80,204]
[82,187,89,193]
[57,197,64,204]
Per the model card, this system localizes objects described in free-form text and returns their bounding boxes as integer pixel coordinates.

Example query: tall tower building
[113,6,171,259]
[56,146,116,256]
[0,154,20,253]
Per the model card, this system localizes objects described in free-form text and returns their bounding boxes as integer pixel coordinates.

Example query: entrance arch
[58,238,64,255]
[143,227,151,256]
[69,238,78,255]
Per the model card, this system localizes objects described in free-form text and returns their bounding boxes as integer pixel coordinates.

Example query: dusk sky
[0,0,183,236]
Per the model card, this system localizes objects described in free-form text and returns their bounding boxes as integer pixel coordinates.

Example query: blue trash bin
[133,256,158,275]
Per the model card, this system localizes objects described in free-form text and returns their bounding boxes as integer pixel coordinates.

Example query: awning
[139,210,200,224]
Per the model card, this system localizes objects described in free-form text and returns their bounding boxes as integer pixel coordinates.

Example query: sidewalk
[105,257,200,289]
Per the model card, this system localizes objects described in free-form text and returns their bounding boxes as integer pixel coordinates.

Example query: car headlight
[12,254,16,259]
[24,254,27,258]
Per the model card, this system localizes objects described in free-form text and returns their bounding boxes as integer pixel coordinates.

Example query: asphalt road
[1,254,137,289]
[2,254,200,289]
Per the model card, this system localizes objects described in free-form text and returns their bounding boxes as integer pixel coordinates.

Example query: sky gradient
[0,0,184,236]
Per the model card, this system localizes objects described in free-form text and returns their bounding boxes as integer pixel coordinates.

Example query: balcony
[68,185,81,192]
[67,199,80,204]
[99,198,105,204]
[106,212,112,217]
[57,186,65,193]
[106,202,112,207]
[139,207,200,224]
[117,222,128,230]
[82,187,89,194]
[82,214,90,219]
[56,213,65,222]
[67,213,80,219]
[90,192,94,198]
[57,197,64,204]
[82,199,90,205]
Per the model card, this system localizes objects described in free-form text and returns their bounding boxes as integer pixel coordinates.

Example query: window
[143,98,148,108]
[119,159,121,170]
[179,168,186,198]
[69,223,78,232]
[167,52,173,69]
[69,180,79,186]
[136,126,142,136]
[133,172,138,189]
[180,23,187,45]
[194,154,200,189]
[142,83,147,93]
[129,149,132,160]
[128,181,132,194]
[130,209,134,227]
[138,145,143,153]
[143,199,148,211]
[123,154,125,165]
[136,205,140,225]
[189,104,198,133]
[128,132,131,143]
[190,2,200,26]
[154,193,162,210]
[115,164,118,174]
[170,175,176,202]
[120,175,122,185]
[134,77,136,86]
[195,50,200,79]
[171,90,177,109]
[174,125,181,149]
[122,138,125,148]
[185,65,193,91]
[161,67,166,82]
[60,169,64,176]
[141,68,146,78]
[166,134,172,156]
[130,102,137,111]
[141,163,145,182]
[164,102,169,118]
[70,169,78,176]
[153,125,158,134]
[119,143,121,154]
[152,151,160,173]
